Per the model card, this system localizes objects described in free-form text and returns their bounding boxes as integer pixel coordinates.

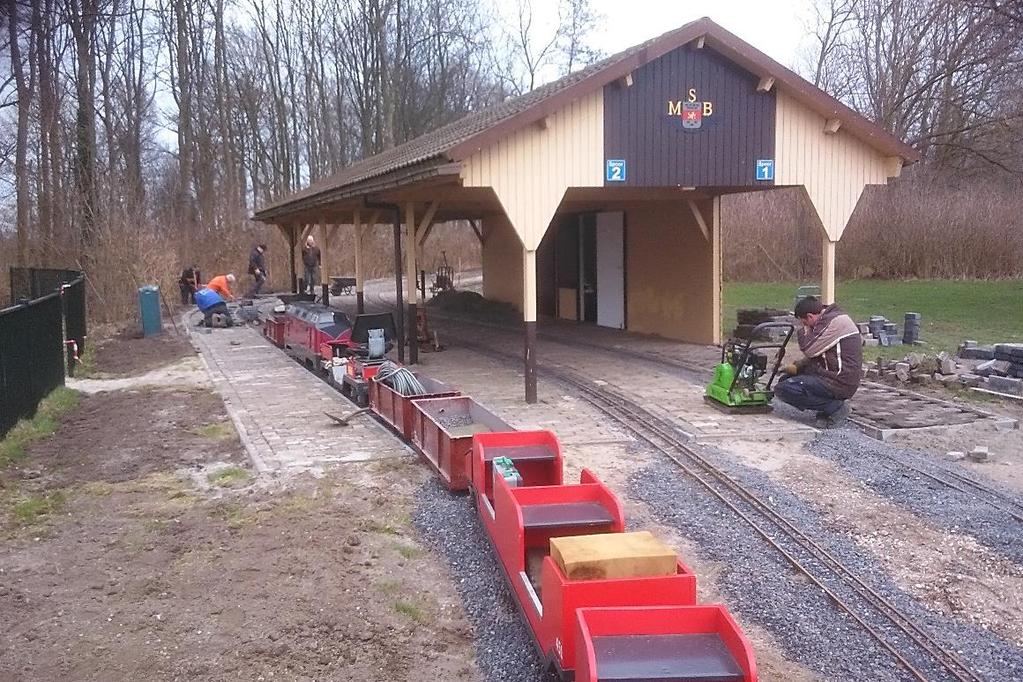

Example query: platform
[187,313,407,473]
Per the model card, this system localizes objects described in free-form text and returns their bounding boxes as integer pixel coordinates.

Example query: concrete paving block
[968,446,990,463]
[988,376,1023,396]
[895,362,912,382]
[958,373,983,388]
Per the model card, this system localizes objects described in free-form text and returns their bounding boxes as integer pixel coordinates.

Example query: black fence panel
[62,276,87,356]
[0,291,66,437]
[9,267,82,304]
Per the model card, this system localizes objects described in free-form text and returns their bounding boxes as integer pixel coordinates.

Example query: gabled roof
[255,17,919,221]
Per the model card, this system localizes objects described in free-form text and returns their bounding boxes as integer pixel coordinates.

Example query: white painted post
[822,239,837,304]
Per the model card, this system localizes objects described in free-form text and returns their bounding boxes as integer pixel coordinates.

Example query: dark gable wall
[603,45,776,187]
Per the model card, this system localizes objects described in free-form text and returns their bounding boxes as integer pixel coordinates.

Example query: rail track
[414,303,1021,526]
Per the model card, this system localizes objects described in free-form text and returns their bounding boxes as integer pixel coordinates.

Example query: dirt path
[0,332,480,681]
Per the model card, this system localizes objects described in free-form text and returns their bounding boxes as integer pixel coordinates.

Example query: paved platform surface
[187,316,406,473]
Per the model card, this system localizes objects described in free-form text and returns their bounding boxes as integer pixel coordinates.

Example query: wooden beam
[824,118,842,134]
[686,199,711,242]
[693,35,705,49]
[469,219,484,244]
[534,116,549,131]
[757,76,775,92]
[415,200,440,244]
[616,72,634,89]
[884,156,904,178]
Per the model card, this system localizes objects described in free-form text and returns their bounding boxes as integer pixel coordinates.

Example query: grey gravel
[809,429,1023,564]
[629,445,1023,682]
[436,413,476,429]
[413,479,545,681]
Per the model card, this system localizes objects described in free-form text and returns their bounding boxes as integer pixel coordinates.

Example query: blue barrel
[138,285,162,336]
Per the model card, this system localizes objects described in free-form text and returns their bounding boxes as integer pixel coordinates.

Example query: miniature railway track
[872,453,1023,524]
[418,306,1022,526]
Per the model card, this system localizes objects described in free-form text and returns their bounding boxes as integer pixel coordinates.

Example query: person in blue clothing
[194,286,231,327]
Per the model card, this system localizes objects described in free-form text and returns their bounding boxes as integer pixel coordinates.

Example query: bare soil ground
[1,336,479,681]
[87,326,195,377]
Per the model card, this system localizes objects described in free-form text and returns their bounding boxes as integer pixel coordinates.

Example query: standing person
[206,273,237,301]
[247,243,268,298]
[302,235,321,295]
[775,296,862,425]
[178,265,200,305]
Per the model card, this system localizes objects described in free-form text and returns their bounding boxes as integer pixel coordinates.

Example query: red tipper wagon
[369,372,460,441]
[411,395,512,491]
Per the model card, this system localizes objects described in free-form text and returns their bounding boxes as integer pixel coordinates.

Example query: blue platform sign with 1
[755,159,775,181]
[606,159,627,182]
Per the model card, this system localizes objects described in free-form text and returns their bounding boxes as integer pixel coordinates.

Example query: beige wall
[461,90,604,251]
[481,213,524,310]
[625,200,718,344]
[774,90,899,241]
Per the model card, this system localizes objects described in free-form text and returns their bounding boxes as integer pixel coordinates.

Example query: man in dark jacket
[178,265,200,305]
[302,235,321,295]
[775,296,862,425]
[247,243,268,298]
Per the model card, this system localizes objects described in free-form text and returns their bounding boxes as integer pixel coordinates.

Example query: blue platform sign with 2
[606,159,627,182]
[756,159,775,181]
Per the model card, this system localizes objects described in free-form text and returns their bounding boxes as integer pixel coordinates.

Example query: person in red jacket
[775,296,862,425]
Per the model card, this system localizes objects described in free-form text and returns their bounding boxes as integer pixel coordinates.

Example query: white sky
[590,1,814,66]
[507,0,817,72]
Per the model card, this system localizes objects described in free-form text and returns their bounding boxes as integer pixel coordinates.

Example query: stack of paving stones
[960,342,1023,396]
[903,312,921,344]
[864,341,1023,397]
[864,315,903,347]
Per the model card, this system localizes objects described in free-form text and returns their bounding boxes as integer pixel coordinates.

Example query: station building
[254,17,918,401]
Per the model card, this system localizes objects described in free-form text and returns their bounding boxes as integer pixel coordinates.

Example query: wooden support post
[822,239,837,304]
[288,223,298,293]
[523,248,538,404]
[354,210,365,314]
[319,217,330,304]
[405,203,419,365]
[392,212,405,364]
[711,196,722,345]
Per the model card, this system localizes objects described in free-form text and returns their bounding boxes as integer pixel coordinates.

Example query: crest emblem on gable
[682,101,703,129]
[667,89,715,131]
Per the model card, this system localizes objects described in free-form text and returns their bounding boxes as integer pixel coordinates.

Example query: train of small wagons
[263,300,758,682]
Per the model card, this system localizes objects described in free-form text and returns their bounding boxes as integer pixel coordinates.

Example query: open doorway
[542,211,625,328]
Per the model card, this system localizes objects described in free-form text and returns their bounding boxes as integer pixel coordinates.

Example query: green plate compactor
[705,321,795,412]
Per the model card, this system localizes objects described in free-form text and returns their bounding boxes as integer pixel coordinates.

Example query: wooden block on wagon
[550,531,677,581]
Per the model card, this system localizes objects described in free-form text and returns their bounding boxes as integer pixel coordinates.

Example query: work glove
[782,363,799,376]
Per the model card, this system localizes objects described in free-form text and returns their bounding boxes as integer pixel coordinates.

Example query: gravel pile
[436,413,476,429]
[809,429,1023,564]
[412,479,545,681]
[629,448,1023,682]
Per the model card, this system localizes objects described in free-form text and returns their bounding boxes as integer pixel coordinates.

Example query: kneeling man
[775,297,862,425]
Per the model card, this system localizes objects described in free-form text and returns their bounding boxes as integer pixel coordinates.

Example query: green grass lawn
[724,280,1023,358]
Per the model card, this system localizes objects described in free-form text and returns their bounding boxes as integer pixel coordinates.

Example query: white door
[595,211,625,329]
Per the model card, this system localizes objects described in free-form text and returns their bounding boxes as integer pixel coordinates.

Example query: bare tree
[8,0,36,265]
